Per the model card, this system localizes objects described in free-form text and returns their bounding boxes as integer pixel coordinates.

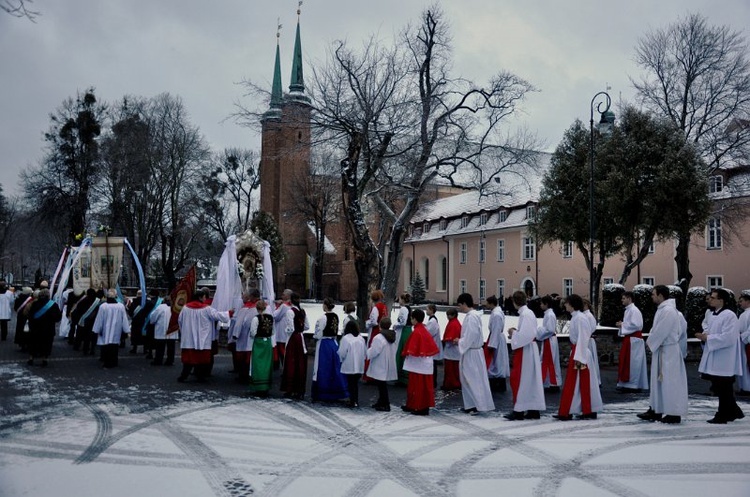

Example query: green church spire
[270,30,283,109]
[289,2,305,94]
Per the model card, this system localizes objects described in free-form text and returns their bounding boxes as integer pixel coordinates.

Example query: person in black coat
[27,289,62,367]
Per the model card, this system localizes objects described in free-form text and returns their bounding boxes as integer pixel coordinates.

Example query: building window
[479,212,488,226]
[562,241,573,258]
[603,277,614,286]
[415,227,422,237]
[563,278,573,297]
[423,221,431,233]
[439,256,447,291]
[460,215,470,228]
[496,239,505,262]
[496,279,505,300]
[709,175,723,194]
[404,258,413,291]
[479,238,486,263]
[647,240,655,254]
[642,277,655,286]
[459,242,467,264]
[707,218,722,249]
[422,258,430,290]
[439,218,447,231]
[707,276,723,289]
[479,279,486,300]
[522,237,536,261]
[526,205,536,220]
[459,279,467,295]
[498,209,508,223]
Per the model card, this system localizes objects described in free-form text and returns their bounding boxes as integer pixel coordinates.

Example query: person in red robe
[401,309,439,415]
[441,307,462,390]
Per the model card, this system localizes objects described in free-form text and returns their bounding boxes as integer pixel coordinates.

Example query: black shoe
[553,414,573,421]
[660,415,681,424]
[459,407,478,415]
[578,412,597,420]
[374,405,390,412]
[401,405,413,412]
[164,362,173,366]
[177,376,187,383]
[728,408,745,421]
[504,411,524,421]
[707,416,728,424]
[637,409,662,422]
[26,359,34,366]
[525,410,541,420]
[40,360,48,368]
[150,361,162,366]
[411,408,429,416]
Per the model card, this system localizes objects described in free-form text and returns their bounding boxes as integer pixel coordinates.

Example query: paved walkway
[1,332,749,496]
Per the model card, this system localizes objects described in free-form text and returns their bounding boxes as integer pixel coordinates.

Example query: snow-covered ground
[1,360,749,497]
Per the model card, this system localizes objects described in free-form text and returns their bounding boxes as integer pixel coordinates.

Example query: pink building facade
[399,162,750,303]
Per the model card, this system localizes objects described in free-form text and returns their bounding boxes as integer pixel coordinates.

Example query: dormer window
[439,218,448,231]
[479,212,488,226]
[498,209,508,223]
[423,221,431,233]
[460,215,470,229]
[526,205,536,220]
[709,175,724,194]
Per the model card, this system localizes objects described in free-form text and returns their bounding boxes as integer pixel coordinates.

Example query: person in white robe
[230,290,260,384]
[506,291,545,420]
[92,289,131,369]
[338,318,366,407]
[615,291,649,392]
[638,285,688,424]
[485,295,509,392]
[272,289,293,366]
[178,291,230,383]
[455,293,495,414]
[425,304,443,387]
[0,282,15,342]
[583,300,601,385]
[695,288,744,424]
[151,296,177,366]
[537,295,562,391]
[555,294,603,420]
[736,294,750,395]
[366,317,397,411]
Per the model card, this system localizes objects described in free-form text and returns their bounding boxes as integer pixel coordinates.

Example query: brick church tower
[260,10,312,293]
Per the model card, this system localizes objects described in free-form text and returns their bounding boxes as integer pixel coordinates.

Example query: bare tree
[310,6,538,311]
[23,88,105,245]
[147,93,210,290]
[1,0,38,20]
[288,149,341,300]
[632,13,750,290]
[198,148,260,242]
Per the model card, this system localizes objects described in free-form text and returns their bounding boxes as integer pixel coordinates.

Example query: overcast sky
[1,0,749,196]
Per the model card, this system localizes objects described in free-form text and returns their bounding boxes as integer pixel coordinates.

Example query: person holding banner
[26,289,62,367]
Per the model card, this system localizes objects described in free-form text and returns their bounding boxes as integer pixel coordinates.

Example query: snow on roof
[307,224,337,254]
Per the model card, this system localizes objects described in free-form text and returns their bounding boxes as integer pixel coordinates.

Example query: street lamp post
[589,91,615,315]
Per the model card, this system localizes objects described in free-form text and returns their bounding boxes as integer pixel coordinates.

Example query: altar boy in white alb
[505,291,545,420]
[92,289,131,369]
[737,294,750,396]
[616,291,649,392]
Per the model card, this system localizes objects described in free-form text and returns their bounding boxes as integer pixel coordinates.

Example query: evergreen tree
[410,272,426,305]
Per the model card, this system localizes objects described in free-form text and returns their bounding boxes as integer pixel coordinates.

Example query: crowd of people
[1,280,748,424]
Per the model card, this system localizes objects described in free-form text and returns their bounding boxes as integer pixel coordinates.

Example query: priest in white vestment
[639,285,688,424]
[486,295,509,392]
[736,295,750,395]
